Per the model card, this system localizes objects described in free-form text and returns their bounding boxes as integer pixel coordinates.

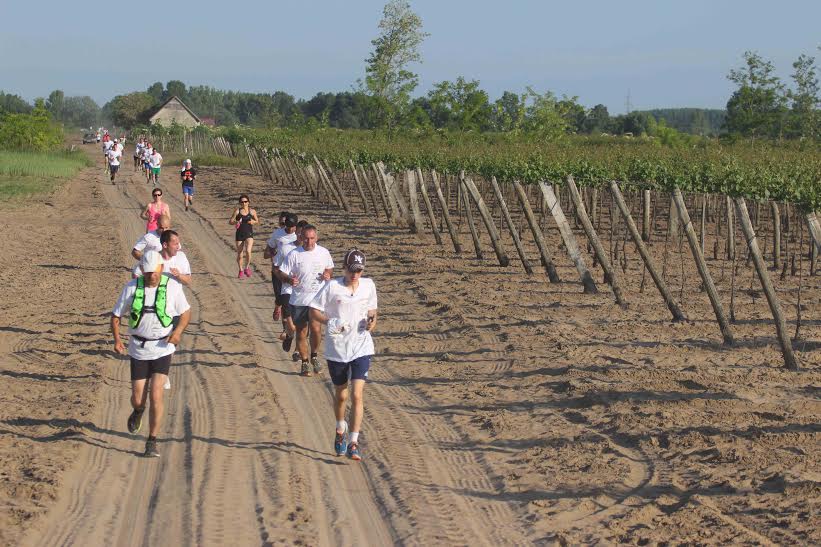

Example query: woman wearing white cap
[309,249,378,461]
[111,250,191,458]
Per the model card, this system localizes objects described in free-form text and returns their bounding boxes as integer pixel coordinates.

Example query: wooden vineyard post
[430,170,462,253]
[459,176,484,260]
[490,177,532,274]
[348,159,369,213]
[673,189,735,346]
[323,159,352,212]
[611,181,685,321]
[807,212,821,261]
[369,163,393,220]
[513,181,560,282]
[415,168,443,245]
[642,189,652,242]
[539,182,597,293]
[314,157,350,211]
[566,177,626,307]
[735,198,799,371]
[405,170,425,234]
[463,175,510,267]
[726,196,736,260]
[772,202,781,270]
[357,164,381,215]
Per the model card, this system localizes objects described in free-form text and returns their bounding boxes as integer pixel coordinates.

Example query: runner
[264,211,290,319]
[278,224,333,376]
[180,159,196,211]
[134,229,191,287]
[266,213,298,350]
[102,136,113,175]
[134,137,144,171]
[106,139,122,184]
[228,194,259,279]
[131,214,171,272]
[111,250,191,457]
[142,142,153,182]
[149,147,163,186]
[141,188,171,233]
[309,249,377,461]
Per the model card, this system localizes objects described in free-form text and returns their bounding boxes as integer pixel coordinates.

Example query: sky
[1,0,819,114]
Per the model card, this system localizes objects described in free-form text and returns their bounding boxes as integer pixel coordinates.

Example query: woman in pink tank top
[141,188,171,232]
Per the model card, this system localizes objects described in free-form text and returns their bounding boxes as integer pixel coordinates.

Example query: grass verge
[0,150,93,203]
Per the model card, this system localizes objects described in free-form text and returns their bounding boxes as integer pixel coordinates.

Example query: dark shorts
[110,164,119,174]
[130,354,172,381]
[290,304,310,327]
[328,355,371,386]
[182,184,194,196]
[280,294,292,317]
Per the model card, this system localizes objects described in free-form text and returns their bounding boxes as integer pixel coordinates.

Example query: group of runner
[109,162,377,462]
[102,132,126,183]
[132,138,164,186]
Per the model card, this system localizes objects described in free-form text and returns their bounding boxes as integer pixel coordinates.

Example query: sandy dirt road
[3,146,819,545]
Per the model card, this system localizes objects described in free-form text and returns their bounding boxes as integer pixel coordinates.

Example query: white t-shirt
[107,148,122,166]
[309,277,377,363]
[275,241,299,295]
[142,148,152,162]
[133,230,162,254]
[150,152,163,168]
[103,140,113,152]
[279,245,334,306]
[133,250,191,278]
[135,143,144,155]
[266,227,287,266]
[112,277,190,360]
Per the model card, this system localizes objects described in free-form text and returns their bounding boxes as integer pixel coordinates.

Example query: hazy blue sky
[2,0,819,113]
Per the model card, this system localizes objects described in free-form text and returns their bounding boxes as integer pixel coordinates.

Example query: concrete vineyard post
[416,168,443,245]
[772,202,781,270]
[513,181,560,283]
[726,195,736,260]
[673,189,735,346]
[430,170,462,254]
[368,163,393,220]
[642,189,651,242]
[463,175,510,267]
[735,198,799,371]
[405,170,425,234]
[540,182,597,294]
[611,181,686,321]
[490,176,533,274]
[566,176,626,307]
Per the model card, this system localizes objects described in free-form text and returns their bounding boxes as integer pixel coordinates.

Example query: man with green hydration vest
[111,251,191,457]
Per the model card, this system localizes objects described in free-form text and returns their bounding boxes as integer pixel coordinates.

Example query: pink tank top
[145,202,168,232]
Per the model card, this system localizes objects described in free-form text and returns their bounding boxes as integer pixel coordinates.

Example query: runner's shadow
[0,370,98,382]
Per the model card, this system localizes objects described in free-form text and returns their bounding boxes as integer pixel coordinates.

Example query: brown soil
[1,147,819,545]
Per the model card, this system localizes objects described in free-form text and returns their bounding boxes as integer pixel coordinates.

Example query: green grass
[164,152,248,169]
[0,150,92,202]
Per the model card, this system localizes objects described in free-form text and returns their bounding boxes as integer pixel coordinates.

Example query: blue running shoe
[334,423,348,457]
[347,442,362,461]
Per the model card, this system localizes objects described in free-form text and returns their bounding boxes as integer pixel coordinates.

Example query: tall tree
[427,77,491,131]
[491,91,524,132]
[583,104,610,134]
[364,0,429,128]
[0,92,32,114]
[46,89,65,121]
[106,92,157,129]
[165,80,188,101]
[146,82,164,102]
[788,53,819,140]
[63,96,101,127]
[725,51,788,139]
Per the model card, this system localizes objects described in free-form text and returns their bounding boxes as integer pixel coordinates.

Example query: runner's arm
[263,244,274,259]
[110,314,126,354]
[131,247,143,260]
[228,209,240,225]
[322,267,333,281]
[366,310,378,332]
[249,209,259,225]
[169,270,192,286]
[139,204,150,220]
[167,308,191,346]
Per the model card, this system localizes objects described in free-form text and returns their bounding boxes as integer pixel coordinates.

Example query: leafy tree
[522,88,571,139]
[491,91,524,132]
[106,92,157,129]
[364,0,429,128]
[788,53,819,139]
[557,96,586,133]
[146,82,164,102]
[0,92,32,114]
[583,104,610,134]
[165,80,188,101]
[46,90,65,121]
[0,99,63,151]
[426,77,491,131]
[62,96,101,128]
[725,51,788,139]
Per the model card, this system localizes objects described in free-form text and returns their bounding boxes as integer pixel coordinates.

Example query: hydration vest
[130,276,173,329]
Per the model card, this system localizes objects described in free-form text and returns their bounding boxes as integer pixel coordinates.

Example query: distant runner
[149,148,163,186]
[309,249,377,461]
[141,188,171,233]
[106,139,122,183]
[264,211,290,319]
[278,224,333,376]
[180,159,196,211]
[102,136,113,174]
[134,138,145,171]
[229,194,259,279]
[266,213,298,350]
[111,251,191,458]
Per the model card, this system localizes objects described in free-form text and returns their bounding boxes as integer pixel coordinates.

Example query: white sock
[350,431,359,444]
[336,420,346,433]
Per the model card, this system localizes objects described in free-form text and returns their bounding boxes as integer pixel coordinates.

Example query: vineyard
[152,128,821,371]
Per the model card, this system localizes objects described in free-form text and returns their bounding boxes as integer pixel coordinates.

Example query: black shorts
[236,229,254,242]
[278,293,291,313]
[130,354,172,381]
[290,304,310,327]
[110,164,119,174]
[328,356,371,386]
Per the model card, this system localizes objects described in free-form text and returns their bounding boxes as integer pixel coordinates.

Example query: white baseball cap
[140,250,165,273]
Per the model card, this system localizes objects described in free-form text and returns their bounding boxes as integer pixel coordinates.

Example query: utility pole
[625,89,632,115]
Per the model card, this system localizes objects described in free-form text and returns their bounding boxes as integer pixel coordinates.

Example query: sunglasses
[153,193,162,197]
[240,200,249,203]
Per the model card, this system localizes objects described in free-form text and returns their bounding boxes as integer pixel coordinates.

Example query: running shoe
[127,407,145,434]
[244,267,252,278]
[347,442,362,461]
[238,270,245,279]
[292,351,300,362]
[300,360,312,377]
[311,357,322,375]
[143,439,160,458]
[282,335,293,352]
[334,422,349,456]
